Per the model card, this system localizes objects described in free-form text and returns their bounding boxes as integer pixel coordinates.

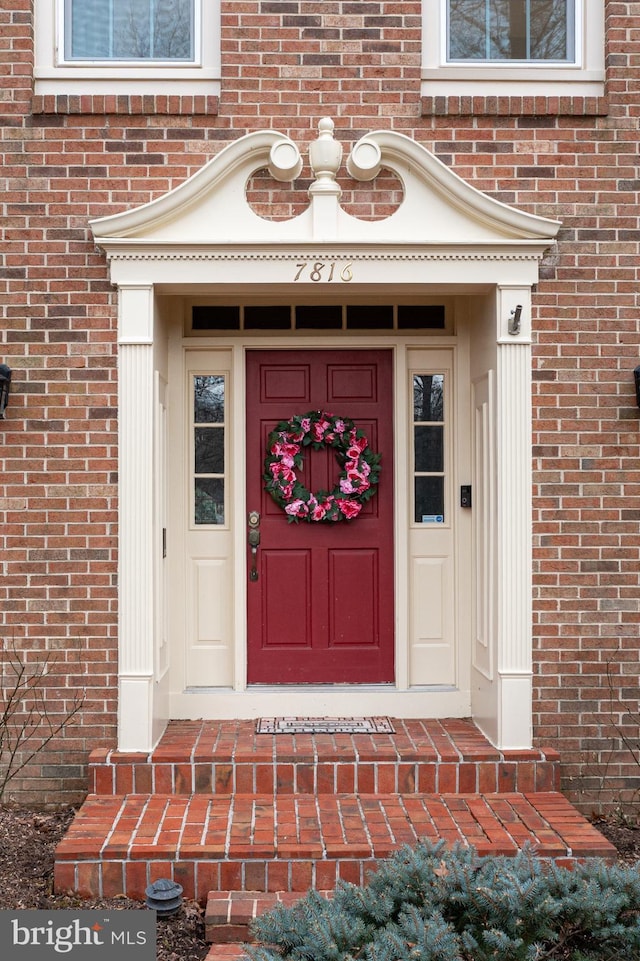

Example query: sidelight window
[413,373,445,524]
[193,374,225,525]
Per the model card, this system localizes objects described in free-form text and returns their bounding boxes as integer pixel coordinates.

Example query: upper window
[34,0,220,99]
[422,0,604,99]
[447,0,573,63]
[65,0,195,62]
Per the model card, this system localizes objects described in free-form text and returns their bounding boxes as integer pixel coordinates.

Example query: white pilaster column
[117,285,156,751]
[495,288,533,748]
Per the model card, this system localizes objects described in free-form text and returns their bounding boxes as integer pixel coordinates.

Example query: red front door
[246,349,394,684]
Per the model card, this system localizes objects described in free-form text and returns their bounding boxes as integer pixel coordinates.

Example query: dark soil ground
[0,808,208,961]
[0,808,639,961]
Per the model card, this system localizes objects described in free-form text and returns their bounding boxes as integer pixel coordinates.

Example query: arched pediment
[91,119,560,250]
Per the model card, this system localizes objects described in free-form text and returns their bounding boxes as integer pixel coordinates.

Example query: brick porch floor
[54,718,616,911]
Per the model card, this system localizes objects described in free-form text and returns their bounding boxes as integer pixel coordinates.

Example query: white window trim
[34,0,221,98]
[422,0,604,99]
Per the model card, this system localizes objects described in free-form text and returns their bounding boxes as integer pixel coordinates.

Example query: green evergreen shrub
[247,841,640,961]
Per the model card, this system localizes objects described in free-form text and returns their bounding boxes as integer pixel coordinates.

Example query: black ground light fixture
[0,365,11,419]
[145,878,183,915]
[634,366,640,408]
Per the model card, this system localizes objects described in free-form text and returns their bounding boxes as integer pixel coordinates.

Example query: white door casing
[172,339,468,714]
[92,119,561,752]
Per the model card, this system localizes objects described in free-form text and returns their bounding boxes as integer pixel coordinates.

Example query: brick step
[205,944,247,961]
[88,718,560,796]
[205,891,315,944]
[53,790,616,904]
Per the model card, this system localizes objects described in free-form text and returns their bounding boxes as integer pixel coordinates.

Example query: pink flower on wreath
[334,419,346,434]
[336,498,362,519]
[348,432,368,453]
[347,444,367,461]
[299,417,311,434]
[339,478,356,494]
[270,462,295,482]
[311,500,330,521]
[346,464,369,487]
[312,417,331,441]
[270,441,300,467]
[285,499,308,517]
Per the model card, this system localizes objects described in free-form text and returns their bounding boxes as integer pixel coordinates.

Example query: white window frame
[34,0,221,98]
[422,0,604,99]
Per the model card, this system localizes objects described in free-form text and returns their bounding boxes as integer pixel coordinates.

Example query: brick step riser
[205,891,313,944]
[89,759,560,796]
[55,848,586,906]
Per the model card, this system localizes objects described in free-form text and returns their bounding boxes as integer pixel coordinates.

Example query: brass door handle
[248,512,260,581]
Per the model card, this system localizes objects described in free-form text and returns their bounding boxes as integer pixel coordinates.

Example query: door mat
[256,717,395,734]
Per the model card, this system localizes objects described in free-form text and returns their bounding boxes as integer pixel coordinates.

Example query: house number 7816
[293,261,353,282]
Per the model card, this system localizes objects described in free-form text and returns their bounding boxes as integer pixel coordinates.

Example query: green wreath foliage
[264,410,381,523]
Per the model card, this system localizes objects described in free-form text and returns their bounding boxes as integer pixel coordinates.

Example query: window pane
[295,306,343,329]
[414,426,444,473]
[415,477,444,524]
[67,0,194,60]
[448,0,571,62]
[397,305,445,329]
[195,427,224,474]
[195,478,224,525]
[528,0,570,59]
[194,375,224,424]
[244,306,292,330]
[413,374,444,422]
[346,305,394,330]
[192,307,240,331]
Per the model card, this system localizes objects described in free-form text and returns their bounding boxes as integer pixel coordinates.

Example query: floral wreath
[264,410,381,522]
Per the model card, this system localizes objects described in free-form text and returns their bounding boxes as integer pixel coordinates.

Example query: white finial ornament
[309,117,343,195]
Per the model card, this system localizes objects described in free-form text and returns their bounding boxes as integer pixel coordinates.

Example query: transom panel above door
[245,349,394,684]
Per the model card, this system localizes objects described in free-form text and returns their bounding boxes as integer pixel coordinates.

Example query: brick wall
[1,1,639,810]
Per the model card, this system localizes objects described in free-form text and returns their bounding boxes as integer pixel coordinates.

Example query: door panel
[329,549,379,647]
[262,550,312,647]
[246,349,394,684]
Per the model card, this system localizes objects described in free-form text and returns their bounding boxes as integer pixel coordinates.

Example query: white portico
[89,119,560,754]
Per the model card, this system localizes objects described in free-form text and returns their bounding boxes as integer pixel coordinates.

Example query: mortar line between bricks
[273,793,279,854]
[199,798,213,846]
[101,796,133,856]
[225,795,235,858]
[504,796,544,849]
[153,797,171,847]
[176,795,191,854]
[336,796,347,846]
[382,795,399,846]
[313,792,326,858]
[438,795,469,846]
[354,793,373,855]
[250,798,257,845]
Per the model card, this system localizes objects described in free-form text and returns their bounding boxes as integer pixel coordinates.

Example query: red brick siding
[0,1,639,810]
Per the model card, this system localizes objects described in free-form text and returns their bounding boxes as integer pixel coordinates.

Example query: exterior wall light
[634,365,640,408]
[508,304,523,336]
[0,364,11,419]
